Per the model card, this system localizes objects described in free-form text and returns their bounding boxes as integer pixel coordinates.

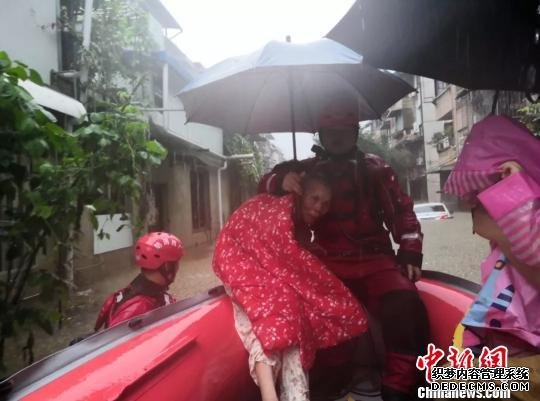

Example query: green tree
[1,53,73,370]
[224,134,264,185]
[60,0,155,107]
[356,133,415,184]
[0,46,166,371]
[517,102,540,136]
[54,0,165,287]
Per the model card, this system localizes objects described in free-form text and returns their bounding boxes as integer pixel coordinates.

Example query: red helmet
[317,99,359,130]
[134,232,184,270]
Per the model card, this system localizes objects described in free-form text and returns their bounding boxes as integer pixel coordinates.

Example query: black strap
[115,274,167,310]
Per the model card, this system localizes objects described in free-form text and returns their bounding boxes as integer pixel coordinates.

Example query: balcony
[433,85,454,121]
[388,96,415,117]
[435,146,458,171]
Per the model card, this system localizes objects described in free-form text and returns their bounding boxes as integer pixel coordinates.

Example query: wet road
[420,211,485,284]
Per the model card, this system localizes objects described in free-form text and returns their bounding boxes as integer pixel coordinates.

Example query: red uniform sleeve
[258,159,313,194]
[375,161,424,268]
[94,293,116,331]
[108,296,158,328]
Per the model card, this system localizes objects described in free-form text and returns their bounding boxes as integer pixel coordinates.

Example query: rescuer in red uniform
[95,232,184,330]
[258,99,429,401]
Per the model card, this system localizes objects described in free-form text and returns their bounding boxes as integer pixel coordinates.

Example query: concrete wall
[0,0,59,84]
[74,210,133,289]
[434,85,454,121]
[147,12,166,51]
[149,82,224,156]
[150,158,223,248]
[164,96,224,155]
[418,77,444,202]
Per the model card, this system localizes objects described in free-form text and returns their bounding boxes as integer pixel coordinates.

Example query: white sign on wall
[93,213,133,255]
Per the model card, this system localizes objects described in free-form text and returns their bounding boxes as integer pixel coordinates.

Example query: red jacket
[258,150,423,278]
[213,194,367,368]
[95,274,175,331]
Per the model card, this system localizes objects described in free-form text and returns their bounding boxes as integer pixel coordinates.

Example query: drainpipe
[80,0,94,100]
[82,0,93,50]
[218,153,254,229]
[162,62,169,129]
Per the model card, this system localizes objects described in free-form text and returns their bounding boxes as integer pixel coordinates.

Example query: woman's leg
[228,293,281,398]
[280,347,309,401]
[256,362,280,401]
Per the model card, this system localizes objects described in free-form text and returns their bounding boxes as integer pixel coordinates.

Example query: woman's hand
[499,161,523,179]
[403,264,422,282]
[282,172,305,195]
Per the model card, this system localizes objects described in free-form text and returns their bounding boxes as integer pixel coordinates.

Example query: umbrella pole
[287,69,298,160]
[292,131,297,160]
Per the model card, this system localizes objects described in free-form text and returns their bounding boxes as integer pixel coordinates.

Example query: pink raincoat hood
[444,115,540,198]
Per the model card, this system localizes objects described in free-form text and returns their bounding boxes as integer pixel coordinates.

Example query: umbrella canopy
[178,38,414,137]
[327,0,540,92]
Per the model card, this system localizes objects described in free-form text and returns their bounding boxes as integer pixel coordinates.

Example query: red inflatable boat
[1,271,478,401]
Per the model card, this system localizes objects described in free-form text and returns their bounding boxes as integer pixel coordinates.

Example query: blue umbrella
[178,38,414,159]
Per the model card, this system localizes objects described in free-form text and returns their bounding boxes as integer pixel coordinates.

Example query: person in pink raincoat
[444,115,540,400]
[213,173,368,401]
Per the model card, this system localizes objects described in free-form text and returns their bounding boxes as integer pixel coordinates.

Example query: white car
[414,202,453,220]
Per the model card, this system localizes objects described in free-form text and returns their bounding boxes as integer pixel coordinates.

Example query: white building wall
[152,93,224,155]
[418,77,444,202]
[0,0,59,84]
[147,12,166,51]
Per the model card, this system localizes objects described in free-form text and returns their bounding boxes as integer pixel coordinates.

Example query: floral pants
[230,297,309,401]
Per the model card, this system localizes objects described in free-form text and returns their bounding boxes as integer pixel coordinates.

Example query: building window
[190,167,210,231]
[152,65,164,108]
[434,80,448,97]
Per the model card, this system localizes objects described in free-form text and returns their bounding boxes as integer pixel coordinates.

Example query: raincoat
[95,274,175,331]
[213,193,368,369]
[445,115,540,351]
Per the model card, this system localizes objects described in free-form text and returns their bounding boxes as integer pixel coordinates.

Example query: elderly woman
[213,173,367,401]
[444,115,540,401]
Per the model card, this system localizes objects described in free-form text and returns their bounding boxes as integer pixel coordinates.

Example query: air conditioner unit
[436,137,451,152]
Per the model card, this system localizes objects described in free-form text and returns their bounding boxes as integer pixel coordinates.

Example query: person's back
[95,232,183,331]
[258,97,428,401]
[443,115,540,401]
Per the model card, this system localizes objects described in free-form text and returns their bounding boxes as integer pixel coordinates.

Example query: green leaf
[118,175,132,186]
[34,107,57,124]
[148,155,163,165]
[98,137,111,147]
[16,114,39,133]
[7,65,28,80]
[89,112,105,123]
[0,50,11,68]
[24,139,49,157]
[33,205,53,219]
[28,69,44,85]
[38,162,54,174]
[90,213,99,230]
[145,140,166,156]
